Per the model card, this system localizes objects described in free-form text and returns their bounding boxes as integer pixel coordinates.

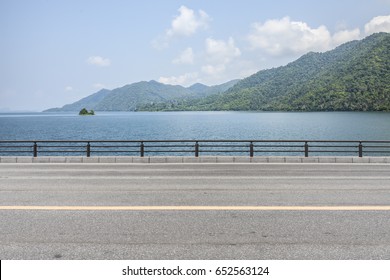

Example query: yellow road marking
[1,206,390,211]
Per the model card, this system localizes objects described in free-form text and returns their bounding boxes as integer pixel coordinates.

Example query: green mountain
[136,79,240,111]
[188,80,240,97]
[45,80,239,112]
[46,33,390,112]
[150,32,389,111]
[45,89,111,112]
[95,81,190,111]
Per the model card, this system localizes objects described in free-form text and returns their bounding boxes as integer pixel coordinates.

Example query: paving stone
[166,157,184,163]
[318,157,336,163]
[49,157,67,163]
[98,157,116,163]
[369,157,388,163]
[115,157,133,163]
[183,157,200,163]
[251,157,269,163]
[301,157,319,163]
[82,157,99,163]
[0,157,17,163]
[285,157,302,163]
[352,157,370,163]
[233,156,251,163]
[200,157,217,163]
[2,155,390,164]
[268,157,286,163]
[149,157,167,163]
[32,157,51,163]
[132,157,150,163]
[216,157,235,163]
[16,157,33,163]
[335,157,353,163]
[66,157,83,163]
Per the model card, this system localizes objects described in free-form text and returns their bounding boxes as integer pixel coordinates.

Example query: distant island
[45,32,390,112]
[79,108,95,115]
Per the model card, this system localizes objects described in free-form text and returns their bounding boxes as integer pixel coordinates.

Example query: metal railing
[1,140,390,157]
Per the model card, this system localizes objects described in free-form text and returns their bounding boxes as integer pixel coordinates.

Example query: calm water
[1,111,390,141]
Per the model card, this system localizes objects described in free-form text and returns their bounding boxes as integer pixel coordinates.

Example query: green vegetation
[140,32,390,112]
[93,80,239,111]
[45,89,110,112]
[46,33,390,112]
[45,80,238,112]
[79,108,95,115]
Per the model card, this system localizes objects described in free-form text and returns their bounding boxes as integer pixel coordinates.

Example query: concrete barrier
[1,156,390,164]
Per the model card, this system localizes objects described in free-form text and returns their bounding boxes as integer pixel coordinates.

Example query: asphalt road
[0,163,390,259]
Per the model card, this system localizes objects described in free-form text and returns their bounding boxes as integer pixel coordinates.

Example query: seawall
[1,156,390,164]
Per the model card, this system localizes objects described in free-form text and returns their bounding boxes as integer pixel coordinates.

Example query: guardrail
[1,140,390,157]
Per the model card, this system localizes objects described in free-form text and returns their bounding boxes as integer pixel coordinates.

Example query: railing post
[304,141,309,157]
[195,141,199,157]
[33,142,38,157]
[140,142,144,157]
[249,142,254,157]
[358,141,363,157]
[86,142,91,157]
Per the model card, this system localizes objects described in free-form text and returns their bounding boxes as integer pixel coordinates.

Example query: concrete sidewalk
[1,156,390,164]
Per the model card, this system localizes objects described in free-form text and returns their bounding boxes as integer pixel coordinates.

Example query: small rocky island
[79,108,95,115]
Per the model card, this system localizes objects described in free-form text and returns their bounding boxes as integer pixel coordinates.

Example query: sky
[1,0,390,111]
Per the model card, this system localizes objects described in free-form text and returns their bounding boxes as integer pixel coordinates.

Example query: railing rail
[1,140,390,157]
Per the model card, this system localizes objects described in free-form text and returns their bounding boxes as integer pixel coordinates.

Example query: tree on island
[79,108,95,115]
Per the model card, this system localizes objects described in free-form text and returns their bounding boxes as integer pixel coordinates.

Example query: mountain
[187,80,239,97]
[187,83,209,93]
[94,81,191,111]
[45,89,111,112]
[150,32,389,111]
[197,79,241,97]
[45,80,239,112]
[46,33,389,112]
[136,79,240,111]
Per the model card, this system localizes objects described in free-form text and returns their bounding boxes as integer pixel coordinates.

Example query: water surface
[1,111,390,141]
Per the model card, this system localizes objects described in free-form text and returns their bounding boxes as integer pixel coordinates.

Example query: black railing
[1,140,390,157]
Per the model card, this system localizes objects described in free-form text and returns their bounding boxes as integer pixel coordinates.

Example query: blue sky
[1,0,390,111]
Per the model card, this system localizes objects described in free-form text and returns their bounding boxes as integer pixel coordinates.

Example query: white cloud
[158,15,390,88]
[87,56,111,67]
[153,6,211,49]
[198,37,241,81]
[248,17,332,56]
[93,83,105,89]
[158,72,199,86]
[167,6,210,38]
[160,37,242,86]
[364,15,390,35]
[205,37,241,64]
[201,64,226,75]
[332,28,361,46]
[64,86,73,92]
[173,47,194,64]
[247,15,390,58]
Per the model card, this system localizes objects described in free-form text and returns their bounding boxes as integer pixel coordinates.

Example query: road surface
[0,162,390,259]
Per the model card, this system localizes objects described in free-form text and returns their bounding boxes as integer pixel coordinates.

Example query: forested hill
[47,33,390,112]
[46,89,111,112]
[45,80,238,112]
[141,32,390,111]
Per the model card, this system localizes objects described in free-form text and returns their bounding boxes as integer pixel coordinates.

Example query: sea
[1,111,390,157]
[1,111,390,140]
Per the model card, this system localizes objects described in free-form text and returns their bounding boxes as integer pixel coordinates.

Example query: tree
[79,108,95,115]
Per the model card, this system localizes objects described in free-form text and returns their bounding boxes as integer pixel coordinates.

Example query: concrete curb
[0,156,389,164]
